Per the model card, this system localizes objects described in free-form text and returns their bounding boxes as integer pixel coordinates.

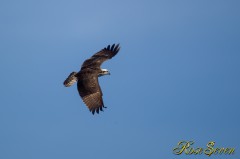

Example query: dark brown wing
[77,70,105,114]
[81,44,120,69]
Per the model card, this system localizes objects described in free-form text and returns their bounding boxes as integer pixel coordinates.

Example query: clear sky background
[0,0,239,159]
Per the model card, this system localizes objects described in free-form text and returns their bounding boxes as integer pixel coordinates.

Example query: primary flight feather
[63,44,120,114]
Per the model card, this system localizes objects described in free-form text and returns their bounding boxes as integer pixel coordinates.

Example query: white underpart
[101,68,108,72]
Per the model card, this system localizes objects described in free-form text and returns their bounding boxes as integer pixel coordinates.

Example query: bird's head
[98,68,110,77]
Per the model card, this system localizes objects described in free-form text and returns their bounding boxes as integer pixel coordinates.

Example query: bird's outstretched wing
[81,44,120,69]
[77,72,105,114]
[76,44,120,114]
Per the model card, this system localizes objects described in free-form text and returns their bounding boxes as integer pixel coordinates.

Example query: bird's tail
[63,72,78,87]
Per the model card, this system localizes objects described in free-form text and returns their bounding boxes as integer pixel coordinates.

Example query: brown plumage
[63,44,120,114]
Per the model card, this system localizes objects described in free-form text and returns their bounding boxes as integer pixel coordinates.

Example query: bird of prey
[63,44,120,114]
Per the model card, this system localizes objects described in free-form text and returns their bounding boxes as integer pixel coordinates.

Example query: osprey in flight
[63,44,120,114]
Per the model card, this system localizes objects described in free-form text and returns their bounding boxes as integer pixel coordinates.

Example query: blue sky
[0,0,240,159]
